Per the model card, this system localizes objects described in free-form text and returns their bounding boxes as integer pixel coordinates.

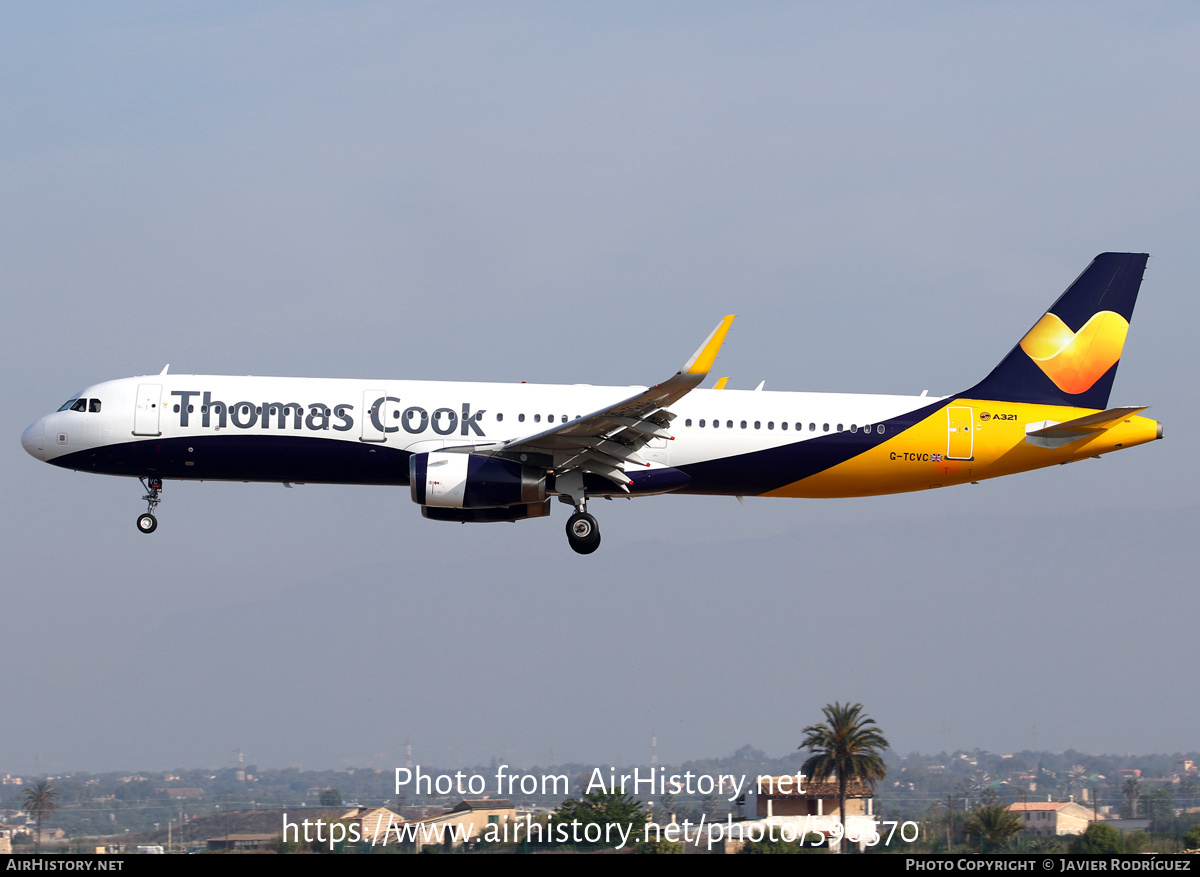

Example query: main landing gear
[137,477,162,534]
[566,511,600,554]
[557,470,602,554]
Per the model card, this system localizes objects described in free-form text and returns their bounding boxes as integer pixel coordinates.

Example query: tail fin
[964,252,1148,409]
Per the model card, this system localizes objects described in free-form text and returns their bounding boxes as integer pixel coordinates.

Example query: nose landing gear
[137,477,162,534]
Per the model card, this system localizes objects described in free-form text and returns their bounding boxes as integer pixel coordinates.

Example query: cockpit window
[58,399,79,412]
[69,399,88,412]
[89,399,102,413]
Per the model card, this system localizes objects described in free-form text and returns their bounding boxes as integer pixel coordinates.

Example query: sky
[2,2,1197,775]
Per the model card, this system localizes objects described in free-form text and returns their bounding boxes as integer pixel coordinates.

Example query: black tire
[137,513,158,534]
[566,512,601,555]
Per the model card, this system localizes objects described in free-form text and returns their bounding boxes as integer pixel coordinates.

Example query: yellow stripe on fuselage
[762,399,1161,498]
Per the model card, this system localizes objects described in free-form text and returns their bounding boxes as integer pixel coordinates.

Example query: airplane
[21,252,1162,554]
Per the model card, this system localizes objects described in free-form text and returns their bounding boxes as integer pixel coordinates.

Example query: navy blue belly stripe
[50,435,412,486]
[676,398,949,495]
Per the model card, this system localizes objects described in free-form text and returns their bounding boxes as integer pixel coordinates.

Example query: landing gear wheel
[137,476,163,533]
[566,512,601,555]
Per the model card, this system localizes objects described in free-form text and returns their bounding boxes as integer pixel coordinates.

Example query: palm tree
[1179,779,1199,812]
[958,771,992,807]
[553,789,644,850]
[963,804,1023,852]
[23,780,59,853]
[799,702,889,853]
[1062,765,1088,802]
[1122,777,1141,818]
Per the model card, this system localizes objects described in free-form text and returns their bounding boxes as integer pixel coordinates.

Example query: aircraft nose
[21,419,46,461]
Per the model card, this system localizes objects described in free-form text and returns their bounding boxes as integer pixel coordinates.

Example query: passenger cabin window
[519,414,525,422]
[754,421,761,429]
[496,413,504,422]
[699,419,706,427]
[822,423,829,432]
[685,418,692,426]
[740,420,747,429]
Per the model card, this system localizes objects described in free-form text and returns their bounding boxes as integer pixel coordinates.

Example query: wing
[451,316,734,488]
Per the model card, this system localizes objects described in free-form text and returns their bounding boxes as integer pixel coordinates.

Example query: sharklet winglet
[682,315,735,376]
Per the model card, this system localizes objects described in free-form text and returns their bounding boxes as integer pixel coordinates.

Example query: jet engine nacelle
[409,452,546,509]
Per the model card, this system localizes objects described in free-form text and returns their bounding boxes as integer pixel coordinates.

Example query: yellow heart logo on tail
[1019,310,1129,394]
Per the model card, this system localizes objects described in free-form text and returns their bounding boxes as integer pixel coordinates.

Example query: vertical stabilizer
[964,253,1148,409]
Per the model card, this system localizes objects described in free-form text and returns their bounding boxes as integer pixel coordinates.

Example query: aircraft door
[361,390,401,442]
[947,406,974,460]
[133,384,163,436]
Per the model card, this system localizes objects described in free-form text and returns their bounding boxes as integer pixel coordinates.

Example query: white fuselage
[22,373,938,494]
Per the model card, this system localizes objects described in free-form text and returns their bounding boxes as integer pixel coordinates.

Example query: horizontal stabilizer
[1026,406,1148,439]
[1025,406,1148,448]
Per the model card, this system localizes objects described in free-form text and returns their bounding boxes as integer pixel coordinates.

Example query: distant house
[1008,801,1093,836]
[376,799,516,850]
[338,806,405,842]
[205,833,278,851]
[164,788,204,799]
[707,775,879,853]
[743,776,876,821]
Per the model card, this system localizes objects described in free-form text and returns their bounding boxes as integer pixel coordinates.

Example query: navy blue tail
[964,253,1148,410]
